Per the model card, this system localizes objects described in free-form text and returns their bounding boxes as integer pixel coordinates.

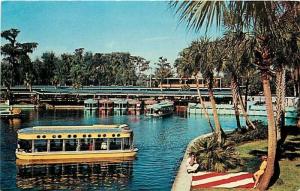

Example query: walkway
[172,133,213,191]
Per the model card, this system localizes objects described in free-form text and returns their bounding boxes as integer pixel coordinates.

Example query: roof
[18,124,132,135]
[110,98,128,104]
[84,99,98,104]
[147,101,173,110]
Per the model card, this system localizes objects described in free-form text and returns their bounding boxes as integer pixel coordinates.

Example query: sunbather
[186,152,199,173]
[253,155,268,188]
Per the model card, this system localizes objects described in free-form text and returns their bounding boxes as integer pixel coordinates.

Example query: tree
[70,48,86,89]
[220,30,257,130]
[171,1,299,190]
[175,47,214,133]
[132,56,150,86]
[154,57,173,90]
[1,28,38,88]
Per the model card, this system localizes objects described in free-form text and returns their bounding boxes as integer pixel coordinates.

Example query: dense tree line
[1,29,150,90]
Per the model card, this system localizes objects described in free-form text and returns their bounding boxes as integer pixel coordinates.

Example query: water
[1,110,297,190]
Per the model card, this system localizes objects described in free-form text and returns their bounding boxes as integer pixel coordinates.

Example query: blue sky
[1,1,222,66]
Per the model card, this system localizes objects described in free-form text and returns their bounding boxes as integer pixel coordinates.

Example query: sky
[1,1,223,67]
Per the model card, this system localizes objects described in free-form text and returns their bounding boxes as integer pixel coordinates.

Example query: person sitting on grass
[186,152,199,173]
[253,155,268,188]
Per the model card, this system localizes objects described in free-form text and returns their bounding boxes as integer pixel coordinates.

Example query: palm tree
[220,31,257,130]
[171,1,299,190]
[175,47,214,133]
[193,38,224,143]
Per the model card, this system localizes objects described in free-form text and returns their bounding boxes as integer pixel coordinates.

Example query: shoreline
[172,130,234,191]
[171,132,213,191]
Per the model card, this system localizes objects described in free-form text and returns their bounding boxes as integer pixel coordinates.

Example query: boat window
[18,139,32,153]
[123,138,130,150]
[34,140,47,152]
[95,138,107,150]
[109,138,122,150]
[50,139,63,151]
[80,139,93,151]
[65,139,77,151]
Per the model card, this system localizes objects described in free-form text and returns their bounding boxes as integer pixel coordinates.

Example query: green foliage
[154,57,173,84]
[1,29,151,88]
[1,28,38,88]
[190,135,241,172]
[228,121,268,144]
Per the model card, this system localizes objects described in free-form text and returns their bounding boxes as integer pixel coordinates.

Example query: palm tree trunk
[195,76,214,132]
[208,84,222,143]
[237,88,256,129]
[230,77,242,129]
[275,66,285,143]
[258,72,277,191]
[245,78,249,112]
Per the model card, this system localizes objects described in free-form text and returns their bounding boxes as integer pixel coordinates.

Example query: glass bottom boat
[16,124,138,164]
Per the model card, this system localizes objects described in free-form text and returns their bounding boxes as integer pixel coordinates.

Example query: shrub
[228,120,268,143]
[189,135,241,172]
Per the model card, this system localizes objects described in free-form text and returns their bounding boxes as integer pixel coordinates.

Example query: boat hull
[16,150,137,164]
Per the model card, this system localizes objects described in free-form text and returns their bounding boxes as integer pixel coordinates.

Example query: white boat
[146,101,174,117]
[84,99,98,110]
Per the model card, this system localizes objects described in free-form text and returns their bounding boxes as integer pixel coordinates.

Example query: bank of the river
[173,128,300,191]
[172,133,213,191]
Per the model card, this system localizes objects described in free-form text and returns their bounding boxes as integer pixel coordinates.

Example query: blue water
[1,110,296,190]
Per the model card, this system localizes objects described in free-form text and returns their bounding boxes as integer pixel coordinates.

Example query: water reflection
[16,161,133,190]
[1,118,22,128]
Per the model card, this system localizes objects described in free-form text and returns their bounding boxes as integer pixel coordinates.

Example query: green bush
[189,135,241,172]
[228,120,268,143]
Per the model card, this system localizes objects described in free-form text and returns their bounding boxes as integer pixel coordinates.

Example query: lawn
[192,130,300,191]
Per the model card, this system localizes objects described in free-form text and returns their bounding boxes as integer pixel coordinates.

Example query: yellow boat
[16,124,138,164]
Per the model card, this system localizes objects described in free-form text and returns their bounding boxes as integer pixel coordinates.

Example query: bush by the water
[227,120,268,144]
[189,135,241,172]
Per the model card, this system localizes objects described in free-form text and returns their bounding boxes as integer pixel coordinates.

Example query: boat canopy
[17,124,132,140]
[146,101,173,110]
[84,99,98,104]
[110,98,128,104]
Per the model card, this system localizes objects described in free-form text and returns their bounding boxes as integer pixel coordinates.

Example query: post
[31,140,34,153]
[47,140,50,152]
[77,139,80,151]
[62,139,66,152]
[121,138,124,150]
[107,139,110,151]
[92,139,95,151]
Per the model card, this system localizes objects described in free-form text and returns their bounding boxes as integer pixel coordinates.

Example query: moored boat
[84,99,98,110]
[146,101,174,117]
[16,124,138,164]
[99,99,114,114]
[128,99,142,115]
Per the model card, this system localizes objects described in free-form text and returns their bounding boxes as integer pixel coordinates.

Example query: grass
[192,131,300,191]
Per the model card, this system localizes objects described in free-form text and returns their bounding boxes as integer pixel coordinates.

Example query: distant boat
[127,99,142,115]
[99,99,114,113]
[0,108,22,119]
[146,101,174,117]
[84,99,98,110]
[144,99,157,113]
[110,98,128,111]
